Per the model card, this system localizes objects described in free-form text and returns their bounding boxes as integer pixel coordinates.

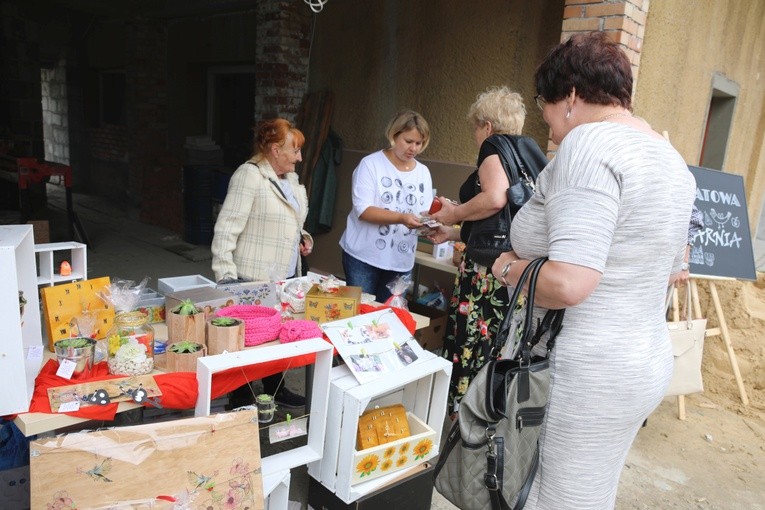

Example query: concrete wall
[304,0,765,276]
[634,0,765,228]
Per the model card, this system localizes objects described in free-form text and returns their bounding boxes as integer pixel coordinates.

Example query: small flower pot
[165,342,207,372]
[256,393,276,423]
[206,317,245,355]
[54,337,96,379]
[166,311,206,345]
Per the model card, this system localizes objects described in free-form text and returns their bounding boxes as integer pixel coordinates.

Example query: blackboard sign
[688,165,756,281]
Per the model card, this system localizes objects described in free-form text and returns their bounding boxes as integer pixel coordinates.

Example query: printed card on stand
[320,308,427,384]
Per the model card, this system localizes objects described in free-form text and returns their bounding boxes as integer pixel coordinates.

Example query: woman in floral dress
[427,86,547,415]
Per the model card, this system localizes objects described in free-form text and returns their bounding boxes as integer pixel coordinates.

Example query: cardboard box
[216,281,279,307]
[305,284,362,323]
[164,286,239,320]
[157,274,216,295]
[308,462,434,510]
[432,241,453,261]
[407,301,448,352]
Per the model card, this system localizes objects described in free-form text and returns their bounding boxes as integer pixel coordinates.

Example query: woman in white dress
[492,32,696,509]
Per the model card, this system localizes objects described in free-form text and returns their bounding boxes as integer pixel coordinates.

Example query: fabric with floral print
[443,252,511,412]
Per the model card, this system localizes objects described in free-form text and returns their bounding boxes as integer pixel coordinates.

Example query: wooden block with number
[40,276,114,351]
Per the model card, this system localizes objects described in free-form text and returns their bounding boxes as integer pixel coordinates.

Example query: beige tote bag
[665,282,707,396]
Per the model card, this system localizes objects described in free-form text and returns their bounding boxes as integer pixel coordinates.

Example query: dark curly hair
[534,31,633,110]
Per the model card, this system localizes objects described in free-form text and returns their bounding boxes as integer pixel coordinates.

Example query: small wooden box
[305,284,362,323]
[351,412,436,485]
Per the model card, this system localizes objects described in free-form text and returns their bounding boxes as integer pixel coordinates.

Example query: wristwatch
[680,262,689,271]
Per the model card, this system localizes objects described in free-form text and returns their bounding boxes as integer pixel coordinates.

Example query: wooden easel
[672,277,749,420]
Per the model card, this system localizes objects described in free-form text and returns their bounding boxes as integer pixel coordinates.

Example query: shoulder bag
[465,136,547,268]
[434,257,565,510]
[665,282,707,396]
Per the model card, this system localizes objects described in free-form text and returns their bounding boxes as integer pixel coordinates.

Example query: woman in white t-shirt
[339,109,433,302]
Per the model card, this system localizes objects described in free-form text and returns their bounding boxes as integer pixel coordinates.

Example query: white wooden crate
[308,351,451,504]
[194,338,333,479]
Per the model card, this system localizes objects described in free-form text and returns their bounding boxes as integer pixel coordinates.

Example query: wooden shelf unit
[35,241,87,286]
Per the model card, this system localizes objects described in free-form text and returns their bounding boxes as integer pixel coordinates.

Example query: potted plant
[53,337,97,379]
[255,393,276,423]
[166,299,206,345]
[165,340,207,372]
[207,316,245,355]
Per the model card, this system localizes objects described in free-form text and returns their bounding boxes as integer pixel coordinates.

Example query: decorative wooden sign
[40,276,114,351]
[30,410,263,510]
[47,374,162,412]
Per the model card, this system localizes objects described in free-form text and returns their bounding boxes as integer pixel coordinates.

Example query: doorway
[207,66,255,168]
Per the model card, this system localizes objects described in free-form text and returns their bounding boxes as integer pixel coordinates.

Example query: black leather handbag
[466,135,547,267]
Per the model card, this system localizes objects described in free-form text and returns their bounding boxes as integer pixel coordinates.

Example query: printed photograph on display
[321,309,426,384]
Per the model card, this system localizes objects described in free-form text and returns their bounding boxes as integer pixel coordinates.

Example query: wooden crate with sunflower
[352,412,436,485]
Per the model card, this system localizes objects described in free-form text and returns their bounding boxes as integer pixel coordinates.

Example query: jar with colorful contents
[106,311,155,375]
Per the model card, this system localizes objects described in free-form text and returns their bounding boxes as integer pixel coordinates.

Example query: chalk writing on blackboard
[687,166,756,281]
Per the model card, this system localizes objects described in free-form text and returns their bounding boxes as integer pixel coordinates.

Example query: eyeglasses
[534,95,547,111]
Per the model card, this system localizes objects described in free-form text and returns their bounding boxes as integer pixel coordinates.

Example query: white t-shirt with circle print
[339,150,433,272]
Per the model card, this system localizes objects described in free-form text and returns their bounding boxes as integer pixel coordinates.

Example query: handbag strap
[485,135,522,186]
[490,257,547,359]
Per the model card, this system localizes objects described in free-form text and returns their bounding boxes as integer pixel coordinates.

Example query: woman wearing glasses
[212,117,313,408]
[492,32,696,508]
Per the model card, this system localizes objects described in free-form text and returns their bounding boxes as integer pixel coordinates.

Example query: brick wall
[41,58,70,164]
[562,0,649,83]
[255,0,312,123]
[543,0,651,154]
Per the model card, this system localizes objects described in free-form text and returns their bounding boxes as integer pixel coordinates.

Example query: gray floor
[35,184,457,509]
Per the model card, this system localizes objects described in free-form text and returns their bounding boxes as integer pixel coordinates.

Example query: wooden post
[704,280,749,405]
[671,286,686,420]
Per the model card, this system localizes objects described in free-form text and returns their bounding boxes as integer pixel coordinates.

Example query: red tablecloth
[18,305,416,421]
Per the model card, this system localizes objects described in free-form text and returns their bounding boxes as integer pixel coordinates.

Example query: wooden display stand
[308,351,451,504]
[673,277,749,420]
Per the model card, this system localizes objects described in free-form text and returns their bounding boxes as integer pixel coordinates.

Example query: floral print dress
[443,252,509,412]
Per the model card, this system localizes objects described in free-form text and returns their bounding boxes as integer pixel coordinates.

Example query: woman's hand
[425,225,460,244]
[492,251,521,285]
[300,237,313,256]
[430,197,460,226]
[400,213,424,230]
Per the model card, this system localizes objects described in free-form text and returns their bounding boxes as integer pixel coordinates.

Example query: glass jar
[106,311,155,375]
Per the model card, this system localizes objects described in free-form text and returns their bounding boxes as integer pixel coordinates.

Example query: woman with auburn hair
[427,86,547,416]
[491,32,696,508]
[339,109,433,302]
[212,117,313,408]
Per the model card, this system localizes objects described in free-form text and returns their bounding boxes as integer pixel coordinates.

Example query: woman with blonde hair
[428,86,547,415]
[339,109,433,302]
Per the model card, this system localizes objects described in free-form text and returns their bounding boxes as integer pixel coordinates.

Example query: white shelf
[35,241,87,286]
[0,225,44,415]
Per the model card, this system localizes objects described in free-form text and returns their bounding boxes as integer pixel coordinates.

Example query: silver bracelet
[500,258,520,286]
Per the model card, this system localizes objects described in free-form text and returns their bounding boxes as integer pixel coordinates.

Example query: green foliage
[169,340,203,353]
[210,317,239,327]
[55,337,94,349]
[172,299,199,315]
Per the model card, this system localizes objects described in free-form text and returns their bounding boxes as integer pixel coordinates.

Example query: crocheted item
[280,320,323,343]
[215,305,281,346]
